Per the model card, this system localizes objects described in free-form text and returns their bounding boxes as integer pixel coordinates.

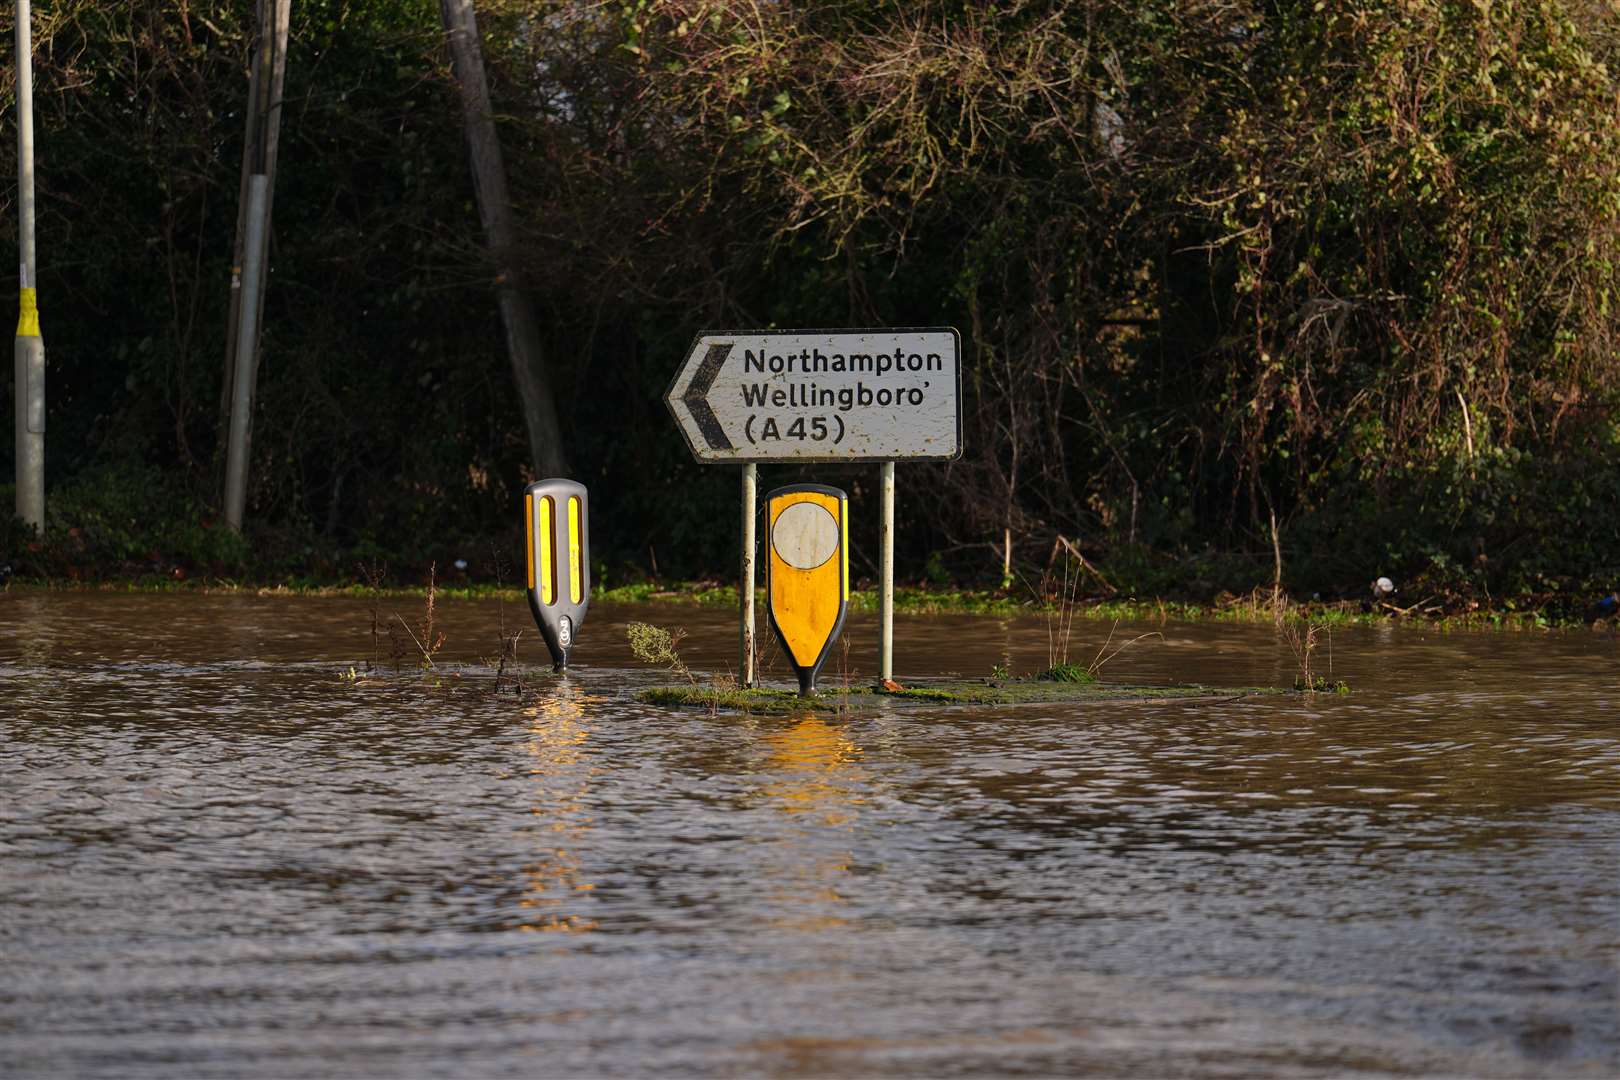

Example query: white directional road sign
[665,328,961,462]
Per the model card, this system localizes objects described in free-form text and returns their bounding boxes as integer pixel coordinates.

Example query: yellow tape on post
[842,503,850,602]
[17,288,40,338]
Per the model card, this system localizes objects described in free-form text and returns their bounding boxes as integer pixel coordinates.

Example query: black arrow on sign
[682,342,733,451]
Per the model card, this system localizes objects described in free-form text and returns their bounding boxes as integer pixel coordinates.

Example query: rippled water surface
[3,591,1617,1077]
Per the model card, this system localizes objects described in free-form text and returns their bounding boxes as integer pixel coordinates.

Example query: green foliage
[0,0,1614,612]
[1,463,248,579]
[1037,662,1098,685]
[619,0,1619,598]
[626,620,692,683]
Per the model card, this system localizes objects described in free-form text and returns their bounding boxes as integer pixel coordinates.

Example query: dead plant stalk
[1087,620,1165,677]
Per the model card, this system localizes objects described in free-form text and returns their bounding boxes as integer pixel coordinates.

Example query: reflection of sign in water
[765,485,848,696]
[523,478,590,670]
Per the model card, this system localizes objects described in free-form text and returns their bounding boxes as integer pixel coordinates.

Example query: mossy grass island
[637,677,1288,716]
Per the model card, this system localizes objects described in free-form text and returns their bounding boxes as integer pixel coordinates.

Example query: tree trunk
[438,0,570,480]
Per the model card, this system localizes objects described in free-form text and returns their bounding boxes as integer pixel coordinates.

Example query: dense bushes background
[2,0,1616,603]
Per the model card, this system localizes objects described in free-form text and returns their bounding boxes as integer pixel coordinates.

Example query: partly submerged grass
[0,576,1585,631]
[565,582,1583,630]
[595,582,1025,615]
[637,677,1282,715]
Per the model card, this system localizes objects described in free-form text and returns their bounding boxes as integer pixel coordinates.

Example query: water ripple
[2,594,1616,1076]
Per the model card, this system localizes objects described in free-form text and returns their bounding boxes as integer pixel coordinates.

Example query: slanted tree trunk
[438,0,570,480]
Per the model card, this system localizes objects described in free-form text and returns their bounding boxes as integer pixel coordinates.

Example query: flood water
[2,591,1616,1077]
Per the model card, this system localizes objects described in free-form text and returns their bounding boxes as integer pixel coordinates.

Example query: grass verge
[0,576,1594,631]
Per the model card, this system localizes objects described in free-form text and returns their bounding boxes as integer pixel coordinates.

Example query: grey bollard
[523,479,590,670]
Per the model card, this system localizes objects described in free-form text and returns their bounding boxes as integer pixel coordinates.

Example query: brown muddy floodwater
[1,591,1617,1077]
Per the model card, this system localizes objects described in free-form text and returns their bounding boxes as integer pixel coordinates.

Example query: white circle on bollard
[772,502,839,570]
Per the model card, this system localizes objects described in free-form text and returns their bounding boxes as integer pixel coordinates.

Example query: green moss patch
[635,678,1282,715]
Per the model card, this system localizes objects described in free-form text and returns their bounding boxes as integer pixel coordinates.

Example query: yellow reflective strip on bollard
[539,497,555,604]
[524,494,536,590]
[841,496,849,601]
[16,288,40,338]
[568,497,583,604]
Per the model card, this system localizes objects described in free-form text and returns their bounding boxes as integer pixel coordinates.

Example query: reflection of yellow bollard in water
[516,684,600,934]
[764,717,860,824]
[765,485,848,696]
[761,717,862,931]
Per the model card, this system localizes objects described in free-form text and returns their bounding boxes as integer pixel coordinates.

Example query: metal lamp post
[14,0,45,530]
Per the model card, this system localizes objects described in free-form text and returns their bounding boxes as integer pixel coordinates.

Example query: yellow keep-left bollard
[765,484,848,696]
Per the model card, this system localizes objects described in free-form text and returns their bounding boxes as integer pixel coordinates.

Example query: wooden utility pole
[439,0,570,479]
[221,0,290,531]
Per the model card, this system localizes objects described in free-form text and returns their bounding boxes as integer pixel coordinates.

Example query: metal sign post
[222,174,271,532]
[880,461,895,683]
[14,0,44,531]
[665,328,960,688]
[740,463,757,687]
